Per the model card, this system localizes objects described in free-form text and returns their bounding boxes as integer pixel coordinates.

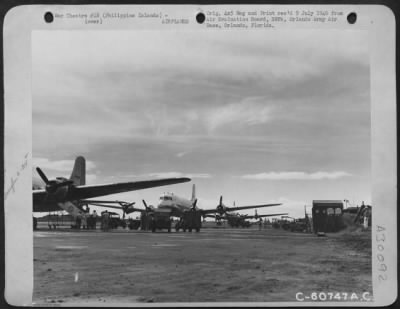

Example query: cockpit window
[160,196,172,201]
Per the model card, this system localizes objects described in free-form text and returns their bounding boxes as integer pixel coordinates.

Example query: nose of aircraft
[158,200,172,208]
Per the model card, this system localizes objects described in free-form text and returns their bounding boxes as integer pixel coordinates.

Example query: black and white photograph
[3,5,397,307]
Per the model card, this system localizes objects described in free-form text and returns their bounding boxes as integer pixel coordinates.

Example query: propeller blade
[192,198,198,210]
[36,167,50,184]
[219,196,223,206]
[142,200,152,213]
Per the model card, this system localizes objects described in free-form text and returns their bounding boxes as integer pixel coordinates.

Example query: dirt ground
[33,226,372,305]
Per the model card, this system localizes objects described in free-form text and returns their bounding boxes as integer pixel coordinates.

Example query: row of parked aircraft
[32,156,285,230]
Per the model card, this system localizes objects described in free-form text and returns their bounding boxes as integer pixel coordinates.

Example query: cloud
[241,171,352,180]
[86,173,97,184]
[146,172,212,179]
[205,97,271,133]
[31,30,370,207]
[176,151,189,158]
[33,157,96,173]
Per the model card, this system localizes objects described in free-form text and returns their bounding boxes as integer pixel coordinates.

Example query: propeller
[142,199,154,213]
[191,198,198,211]
[118,201,136,219]
[36,167,49,184]
[216,195,225,214]
[36,167,74,194]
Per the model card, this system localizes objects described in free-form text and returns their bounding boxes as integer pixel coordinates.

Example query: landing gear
[175,212,201,233]
[151,217,156,232]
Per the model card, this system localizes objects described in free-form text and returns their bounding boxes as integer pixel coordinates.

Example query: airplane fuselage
[157,193,195,217]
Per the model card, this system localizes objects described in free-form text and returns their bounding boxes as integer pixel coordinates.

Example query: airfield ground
[33,226,372,305]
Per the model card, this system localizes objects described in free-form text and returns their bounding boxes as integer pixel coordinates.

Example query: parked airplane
[156,185,282,216]
[33,156,191,219]
[123,184,282,232]
[207,209,289,228]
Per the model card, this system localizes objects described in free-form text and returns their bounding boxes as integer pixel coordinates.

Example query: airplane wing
[246,213,289,219]
[224,203,282,212]
[69,178,190,200]
[81,200,145,213]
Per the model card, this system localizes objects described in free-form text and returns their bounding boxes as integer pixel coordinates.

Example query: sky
[32,29,371,218]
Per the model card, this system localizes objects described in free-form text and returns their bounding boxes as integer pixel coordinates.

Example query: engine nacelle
[216,205,226,215]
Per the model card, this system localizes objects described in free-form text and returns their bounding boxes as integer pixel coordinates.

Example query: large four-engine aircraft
[122,184,282,226]
[206,209,289,227]
[33,156,191,218]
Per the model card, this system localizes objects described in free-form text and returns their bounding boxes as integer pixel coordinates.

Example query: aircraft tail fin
[70,156,86,185]
[191,184,196,202]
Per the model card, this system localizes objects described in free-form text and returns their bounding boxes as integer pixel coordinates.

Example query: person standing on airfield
[258,218,262,230]
[101,211,105,231]
[76,215,81,229]
[81,214,87,230]
[103,210,110,231]
[92,210,98,229]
